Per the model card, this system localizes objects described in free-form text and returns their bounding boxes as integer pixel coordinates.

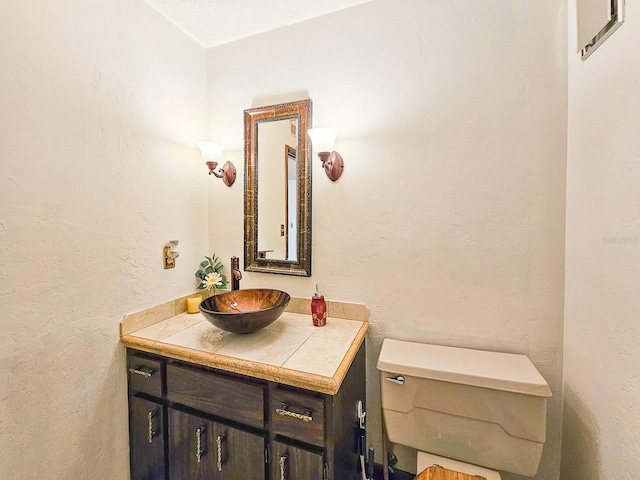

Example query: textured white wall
[144,0,374,47]
[562,1,640,479]
[0,1,207,478]
[206,1,567,478]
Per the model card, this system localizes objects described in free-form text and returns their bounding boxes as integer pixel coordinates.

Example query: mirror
[244,99,312,276]
[576,0,624,59]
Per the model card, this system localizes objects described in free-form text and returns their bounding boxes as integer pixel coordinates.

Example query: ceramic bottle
[311,284,327,327]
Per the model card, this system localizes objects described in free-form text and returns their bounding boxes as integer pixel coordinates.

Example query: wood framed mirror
[244,99,312,276]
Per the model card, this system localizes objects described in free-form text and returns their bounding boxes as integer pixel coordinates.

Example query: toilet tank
[377,339,552,477]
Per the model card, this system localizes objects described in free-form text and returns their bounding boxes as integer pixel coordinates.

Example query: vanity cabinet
[127,342,365,480]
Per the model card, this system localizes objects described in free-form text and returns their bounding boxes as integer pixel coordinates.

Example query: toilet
[377,339,552,479]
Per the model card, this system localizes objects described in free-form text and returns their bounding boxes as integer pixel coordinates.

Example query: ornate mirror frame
[244,99,312,276]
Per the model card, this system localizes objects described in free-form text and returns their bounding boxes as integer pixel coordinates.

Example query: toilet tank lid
[377,339,552,397]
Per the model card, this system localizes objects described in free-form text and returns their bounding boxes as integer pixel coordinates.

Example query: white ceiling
[144,0,373,48]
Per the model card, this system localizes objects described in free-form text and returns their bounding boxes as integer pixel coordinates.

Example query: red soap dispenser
[311,284,327,327]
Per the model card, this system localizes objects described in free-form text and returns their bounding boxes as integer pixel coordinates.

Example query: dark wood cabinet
[168,409,216,480]
[271,386,325,447]
[166,363,264,429]
[126,342,365,480]
[211,422,265,479]
[129,395,166,480]
[271,441,324,480]
[168,409,265,480]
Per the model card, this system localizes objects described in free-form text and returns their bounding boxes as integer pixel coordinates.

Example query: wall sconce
[307,128,344,182]
[197,141,236,187]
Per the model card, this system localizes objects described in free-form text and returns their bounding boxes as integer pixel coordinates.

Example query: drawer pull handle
[129,367,155,378]
[147,411,157,443]
[216,433,226,471]
[386,375,405,385]
[195,426,206,463]
[279,454,288,480]
[276,402,313,423]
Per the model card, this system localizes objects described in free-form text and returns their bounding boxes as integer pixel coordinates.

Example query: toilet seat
[417,452,501,480]
[415,465,485,480]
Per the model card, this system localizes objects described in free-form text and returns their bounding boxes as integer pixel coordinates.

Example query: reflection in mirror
[256,120,298,261]
[244,99,311,276]
[285,145,297,261]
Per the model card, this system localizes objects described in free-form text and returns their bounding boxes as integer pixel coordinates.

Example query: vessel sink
[199,289,291,334]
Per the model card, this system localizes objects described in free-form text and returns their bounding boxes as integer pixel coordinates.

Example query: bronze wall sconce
[307,128,344,182]
[198,141,236,186]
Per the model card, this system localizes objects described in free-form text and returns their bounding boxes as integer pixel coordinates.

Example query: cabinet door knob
[147,411,157,443]
[279,454,288,480]
[195,427,206,463]
[129,366,155,378]
[216,433,226,471]
[275,402,313,422]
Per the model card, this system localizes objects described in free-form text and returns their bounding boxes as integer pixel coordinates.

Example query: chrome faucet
[231,256,242,290]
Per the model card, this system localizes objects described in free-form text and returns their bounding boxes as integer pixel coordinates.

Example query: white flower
[204,272,223,290]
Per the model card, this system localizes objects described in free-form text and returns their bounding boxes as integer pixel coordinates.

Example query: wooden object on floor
[415,465,487,480]
[382,415,389,480]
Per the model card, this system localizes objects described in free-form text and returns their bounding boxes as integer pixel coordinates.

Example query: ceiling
[144,0,373,48]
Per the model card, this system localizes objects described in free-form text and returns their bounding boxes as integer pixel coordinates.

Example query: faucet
[231,256,242,290]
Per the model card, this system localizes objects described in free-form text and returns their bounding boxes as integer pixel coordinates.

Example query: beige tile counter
[120,296,369,395]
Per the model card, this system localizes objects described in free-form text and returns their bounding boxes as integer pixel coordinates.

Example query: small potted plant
[195,254,228,295]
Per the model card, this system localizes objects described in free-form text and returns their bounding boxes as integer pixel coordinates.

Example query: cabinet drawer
[166,363,264,429]
[127,352,164,397]
[272,387,324,447]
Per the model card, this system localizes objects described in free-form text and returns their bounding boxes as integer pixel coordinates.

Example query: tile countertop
[120,295,369,395]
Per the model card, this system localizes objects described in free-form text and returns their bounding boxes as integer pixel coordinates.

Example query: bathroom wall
[0,1,207,477]
[562,2,640,479]
[205,1,568,478]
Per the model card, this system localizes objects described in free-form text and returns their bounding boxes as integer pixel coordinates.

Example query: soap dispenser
[311,284,327,327]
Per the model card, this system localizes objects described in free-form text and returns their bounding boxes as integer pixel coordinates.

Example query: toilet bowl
[377,339,552,478]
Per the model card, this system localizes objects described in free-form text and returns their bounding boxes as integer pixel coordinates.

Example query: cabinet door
[169,408,265,480]
[272,442,324,480]
[129,396,166,480]
[169,409,216,479]
[212,423,265,480]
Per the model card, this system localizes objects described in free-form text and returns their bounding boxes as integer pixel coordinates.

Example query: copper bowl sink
[199,289,291,334]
